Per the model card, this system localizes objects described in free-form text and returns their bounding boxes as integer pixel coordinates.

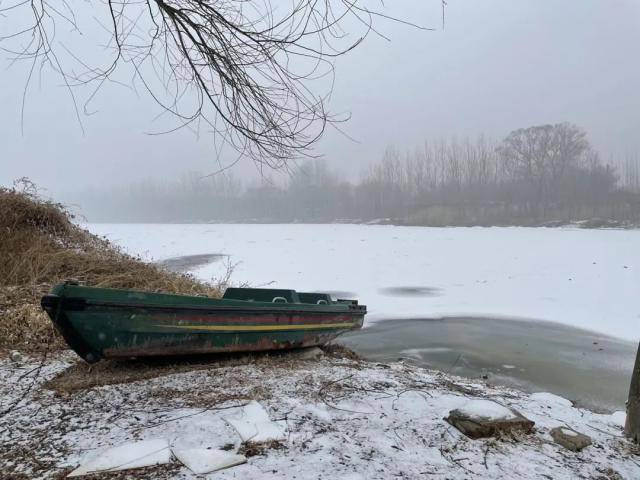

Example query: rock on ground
[550,427,592,452]
[445,399,535,439]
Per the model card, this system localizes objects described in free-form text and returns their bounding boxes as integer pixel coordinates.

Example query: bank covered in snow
[2,349,637,479]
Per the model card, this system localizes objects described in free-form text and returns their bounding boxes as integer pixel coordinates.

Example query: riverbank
[2,348,637,479]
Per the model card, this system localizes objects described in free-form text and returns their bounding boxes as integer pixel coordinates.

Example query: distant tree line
[77,123,640,226]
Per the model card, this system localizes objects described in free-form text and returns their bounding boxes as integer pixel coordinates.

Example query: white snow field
[87,224,640,340]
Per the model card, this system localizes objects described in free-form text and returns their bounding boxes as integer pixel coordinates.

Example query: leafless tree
[0,0,432,169]
[498,123,592,217]
[69,127,639,224]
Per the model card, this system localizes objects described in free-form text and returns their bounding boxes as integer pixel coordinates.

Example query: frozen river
[88,223,639,341]
[87,223,639,410]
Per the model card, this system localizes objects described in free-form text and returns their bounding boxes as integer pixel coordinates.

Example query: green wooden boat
[41,282,366,363]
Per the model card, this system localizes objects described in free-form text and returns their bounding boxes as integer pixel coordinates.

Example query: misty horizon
[2,0,639,197]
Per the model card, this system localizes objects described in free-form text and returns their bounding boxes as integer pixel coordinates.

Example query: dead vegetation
[238,440,286,457]
[321,343,363,361]
[44,352,274,395]
[0,180,220,354]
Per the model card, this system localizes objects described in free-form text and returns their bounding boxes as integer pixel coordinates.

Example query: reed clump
[0,182,220,353]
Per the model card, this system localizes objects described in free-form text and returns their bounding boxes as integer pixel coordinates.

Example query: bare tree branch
[1,0,433,168]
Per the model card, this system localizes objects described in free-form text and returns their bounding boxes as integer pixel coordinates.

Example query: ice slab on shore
[67,439,171,477]
[172,448,246,474]
[609,411,627,428]
[224,400,287,442]
[529,392,573,407]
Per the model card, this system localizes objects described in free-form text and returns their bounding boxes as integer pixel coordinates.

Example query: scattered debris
[291,347,324,360]
[550,426,592,452]
[445,399,535,439]
[9,350,24,363]
[171,448,246,474]
[224,400,287,442]
[321,343,362,361]
[238,440,287,457]
[67,439,171,477]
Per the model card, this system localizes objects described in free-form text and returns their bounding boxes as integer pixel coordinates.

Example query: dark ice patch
[378,286,442,297]
[158,253,226,273]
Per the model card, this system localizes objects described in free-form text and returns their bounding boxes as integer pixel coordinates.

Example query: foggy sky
[1,0,639,195]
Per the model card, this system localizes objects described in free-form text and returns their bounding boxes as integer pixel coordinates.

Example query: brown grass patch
[0,181,221,354]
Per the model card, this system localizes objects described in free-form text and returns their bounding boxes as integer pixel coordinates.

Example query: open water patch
[340,316,636,412]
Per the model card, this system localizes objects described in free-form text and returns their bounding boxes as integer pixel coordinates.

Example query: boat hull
[41,284,365,363]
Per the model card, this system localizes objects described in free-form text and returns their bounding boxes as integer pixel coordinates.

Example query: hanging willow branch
[1,0,434,168]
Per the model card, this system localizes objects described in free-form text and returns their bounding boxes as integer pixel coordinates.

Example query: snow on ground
[87,223,640,340]
[455,399,517,421]
[2,352,637,479]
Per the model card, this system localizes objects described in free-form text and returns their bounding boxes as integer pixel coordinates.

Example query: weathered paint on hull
[42,284,365,363]
[68,309,362,362]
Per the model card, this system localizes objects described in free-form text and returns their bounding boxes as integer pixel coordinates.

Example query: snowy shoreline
[2,349,638,479]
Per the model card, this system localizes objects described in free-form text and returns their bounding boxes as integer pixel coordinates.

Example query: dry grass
[0,181,221,353]
[238,440,286,457]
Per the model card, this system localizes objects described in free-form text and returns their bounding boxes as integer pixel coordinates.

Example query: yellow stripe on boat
[156,322,356,332]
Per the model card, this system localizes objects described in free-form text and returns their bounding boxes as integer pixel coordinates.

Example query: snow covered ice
[67,439,171,477]
[171,448,246,474]
[456,399,517,421]
[87,223,640,340]
[224,400,287,442]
